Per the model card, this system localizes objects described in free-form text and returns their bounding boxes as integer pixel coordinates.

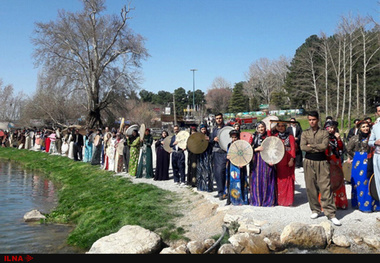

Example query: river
[0,160,83,254]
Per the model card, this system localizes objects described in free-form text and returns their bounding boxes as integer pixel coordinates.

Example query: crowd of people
[2,106,380,227]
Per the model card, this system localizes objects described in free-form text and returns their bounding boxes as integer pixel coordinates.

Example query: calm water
[0,160,83,254]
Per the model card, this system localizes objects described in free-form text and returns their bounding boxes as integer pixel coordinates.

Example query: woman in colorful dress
[226,130,249,206]
[136,129,153,178]
[128,130,140,177]
[196,124,213,192]
[273,122,296,206]
[154,130,170,181]
[250,121,276,206]
[323,121,348,209]
[346,120,380,212]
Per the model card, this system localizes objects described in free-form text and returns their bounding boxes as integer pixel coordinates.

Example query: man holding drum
[300,111,341,226]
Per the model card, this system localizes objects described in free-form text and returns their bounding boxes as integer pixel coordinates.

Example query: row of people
[2,109,380,227]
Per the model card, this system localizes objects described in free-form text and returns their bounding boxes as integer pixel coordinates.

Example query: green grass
[0,148,184,249]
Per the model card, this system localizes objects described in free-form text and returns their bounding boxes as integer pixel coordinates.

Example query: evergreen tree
[228,81,249,113]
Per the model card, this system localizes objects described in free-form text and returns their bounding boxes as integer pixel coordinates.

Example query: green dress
[128,137,140,177]
[136,134,154,178]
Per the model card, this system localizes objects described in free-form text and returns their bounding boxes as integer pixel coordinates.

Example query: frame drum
[126,124,139,136]
[240,132,253,144]
[217,126,234,152]
[176,131,190,150]
[228,140,253,167]
[260,136,285,165]
[187,132,209,154]
[342,162,352,183]
[330,160,344,191]
[262,116,279,130]
[139,124,146,140]
[163,136,173,153]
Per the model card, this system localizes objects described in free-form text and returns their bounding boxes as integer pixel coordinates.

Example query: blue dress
[351,146,380,212]
[226,142,249,205]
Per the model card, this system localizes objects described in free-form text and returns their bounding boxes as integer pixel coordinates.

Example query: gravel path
[115,149,380,248]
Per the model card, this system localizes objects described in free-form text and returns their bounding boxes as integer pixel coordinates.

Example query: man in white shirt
[368,104,380,198]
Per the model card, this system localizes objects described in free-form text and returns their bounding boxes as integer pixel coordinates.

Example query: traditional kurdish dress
[154,136,170,181]
[136,134,153,178]
[196,142,213,192]
[347,133,380,212]
[325,133,348,209]
[274,131,296,206]
[226,141,249,205]
[250,131,276,206]
[128,136,141,177]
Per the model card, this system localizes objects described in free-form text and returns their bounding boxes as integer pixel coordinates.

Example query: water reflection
[0,160,83,254]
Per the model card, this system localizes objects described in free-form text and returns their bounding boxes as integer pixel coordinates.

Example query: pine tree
[228,82,249,113]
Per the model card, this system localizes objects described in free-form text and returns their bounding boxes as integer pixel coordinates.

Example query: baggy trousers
[212,151,227,197]
[303,158,336,219]
[172,151,186,183]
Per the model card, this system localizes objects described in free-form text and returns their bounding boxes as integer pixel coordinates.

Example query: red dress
[275,133,296,206]
[320,137,348,209]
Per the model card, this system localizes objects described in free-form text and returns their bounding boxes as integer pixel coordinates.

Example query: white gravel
[116,148,380,245]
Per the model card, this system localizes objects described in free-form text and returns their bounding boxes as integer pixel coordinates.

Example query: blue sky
[0,0,379,97]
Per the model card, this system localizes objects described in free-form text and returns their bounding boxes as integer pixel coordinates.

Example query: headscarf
[252,121,267,148]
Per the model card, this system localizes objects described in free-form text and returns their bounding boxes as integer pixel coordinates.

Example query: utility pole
[190,69,197,115]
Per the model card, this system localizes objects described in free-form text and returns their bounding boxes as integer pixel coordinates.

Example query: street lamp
[190,69,197,113]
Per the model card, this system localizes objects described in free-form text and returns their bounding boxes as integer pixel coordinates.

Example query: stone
[332,235,351,248]
[218,244,236,254]
[263,237,284,252]
[23,210,46,222]
[319,221,334,245]
[363,236,380,249]
[228,233,270,254]
[87,225,162,254]
[280,222,327,249]
[187,240,206,254]
[238,222,261,234]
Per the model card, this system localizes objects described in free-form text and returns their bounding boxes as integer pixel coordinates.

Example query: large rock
[228,233,270,254]
[88,225,162,254]
[280,222,327,249]
[24,210,46,222]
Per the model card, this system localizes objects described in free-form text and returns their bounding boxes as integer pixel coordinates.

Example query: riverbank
[0,147,185,250]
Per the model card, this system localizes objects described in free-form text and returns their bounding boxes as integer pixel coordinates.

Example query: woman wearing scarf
[128,129,140,177]
[136,129,154,178]
[273,122,296,206]
[322,121,348,209]
[154,130,170,181]
[250,121,276,206]
[346,120,380,212]
[196,124,213,192]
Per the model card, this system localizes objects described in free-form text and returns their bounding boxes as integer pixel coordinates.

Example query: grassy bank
[0,147,183,249]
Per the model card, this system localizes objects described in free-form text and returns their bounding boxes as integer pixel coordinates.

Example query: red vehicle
[227,117,257,130]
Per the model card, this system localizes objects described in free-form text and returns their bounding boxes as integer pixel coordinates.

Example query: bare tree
[245,56,290,106]
[205,77,232,113]
[0,79,25,122]
[32,0,148,128]
[357,15,380,115]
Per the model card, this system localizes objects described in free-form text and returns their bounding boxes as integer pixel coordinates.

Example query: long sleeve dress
[136,134,153,178]
[346,134,380,212]
[275,132,296,206]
